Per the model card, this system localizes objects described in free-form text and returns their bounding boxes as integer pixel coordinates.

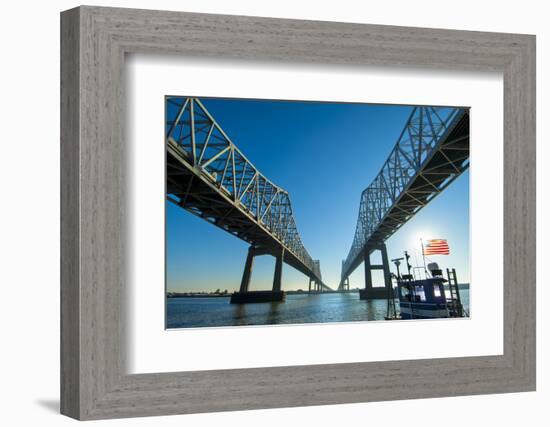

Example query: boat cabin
[397,276,449,319]
[386,254,465,321]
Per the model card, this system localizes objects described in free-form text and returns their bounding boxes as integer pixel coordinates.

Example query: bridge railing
[341,106,466,279]
[166,97,319,279]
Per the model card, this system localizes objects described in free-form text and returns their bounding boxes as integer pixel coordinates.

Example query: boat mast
[420,238,428,277]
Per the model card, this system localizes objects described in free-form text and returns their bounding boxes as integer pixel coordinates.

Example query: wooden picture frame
[60,5,536,420]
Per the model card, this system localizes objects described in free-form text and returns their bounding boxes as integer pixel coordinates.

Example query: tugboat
[386,251,466,320]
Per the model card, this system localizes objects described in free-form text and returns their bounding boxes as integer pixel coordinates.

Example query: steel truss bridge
[166,97,330,295]
[339,106,470,292]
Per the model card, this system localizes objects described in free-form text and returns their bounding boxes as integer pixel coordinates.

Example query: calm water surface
[167,289,470,329]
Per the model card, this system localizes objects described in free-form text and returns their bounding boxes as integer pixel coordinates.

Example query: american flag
[423,239,450,255]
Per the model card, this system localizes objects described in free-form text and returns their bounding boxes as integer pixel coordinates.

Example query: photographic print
[165,97,470,328]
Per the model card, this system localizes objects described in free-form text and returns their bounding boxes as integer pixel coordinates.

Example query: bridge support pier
[359,243,392,300]
[342,277,350,292]
[272,246,284,292]
[309,277,322,293]
[230,245,286,304]
[239,246,256,293]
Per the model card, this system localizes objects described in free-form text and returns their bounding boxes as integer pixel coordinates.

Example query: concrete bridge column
[380,242,392,298]
[360,243,392,300]
[343,277,350,291]
[239,245,256,293]
[308,278,312,293]
[364,251,373,291]
[272,246,284,292]
[231,245,286,304]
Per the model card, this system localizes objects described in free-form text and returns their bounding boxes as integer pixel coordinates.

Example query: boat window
[400,286,411,300]
[414,285,427,302]
[433,284,443,298]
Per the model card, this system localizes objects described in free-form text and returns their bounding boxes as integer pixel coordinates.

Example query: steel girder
[166,97,328,290]
[339,106,469,289]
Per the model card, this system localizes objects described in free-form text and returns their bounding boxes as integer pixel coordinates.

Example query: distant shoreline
[167,283,469,298]
[167,293,230,298]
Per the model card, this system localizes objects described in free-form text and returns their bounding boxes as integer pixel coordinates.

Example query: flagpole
[420,238,428,277]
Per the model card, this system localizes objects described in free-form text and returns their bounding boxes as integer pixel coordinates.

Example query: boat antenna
[391,257,404,279]
[404,251,412,276]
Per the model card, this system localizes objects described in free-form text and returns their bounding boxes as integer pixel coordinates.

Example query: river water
[166,289,470,329]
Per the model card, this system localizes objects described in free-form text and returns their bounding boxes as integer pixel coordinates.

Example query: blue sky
[166,98,469,292]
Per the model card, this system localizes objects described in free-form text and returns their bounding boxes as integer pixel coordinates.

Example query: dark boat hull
[399,301,449,319]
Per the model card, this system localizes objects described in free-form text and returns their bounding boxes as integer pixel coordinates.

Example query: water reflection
[166,289,470,329]
[364,300,378,321]
[266,301,282,324]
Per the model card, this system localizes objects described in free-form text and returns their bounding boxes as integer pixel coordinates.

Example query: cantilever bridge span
[339,106,470,297]
[166,97,329,298]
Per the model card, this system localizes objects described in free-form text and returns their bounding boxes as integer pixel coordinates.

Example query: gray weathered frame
[60,5,536,420]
